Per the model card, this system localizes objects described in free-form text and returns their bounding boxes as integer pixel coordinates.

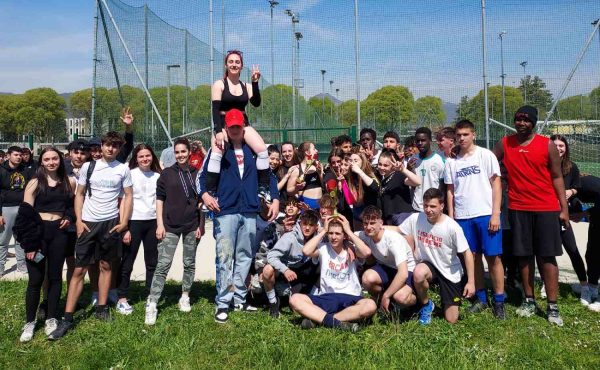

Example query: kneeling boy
[289,215,377,332]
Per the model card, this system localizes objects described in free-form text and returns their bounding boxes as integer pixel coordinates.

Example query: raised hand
[120,106,133,125]
[390,156,404,172]
[251,64,261,82]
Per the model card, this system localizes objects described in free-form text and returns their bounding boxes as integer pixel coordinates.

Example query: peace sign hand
[251,65,261,82]
[390,155,404,172]
[120,106,133,125]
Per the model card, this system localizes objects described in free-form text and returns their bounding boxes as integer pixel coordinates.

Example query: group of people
[2,49,599,342]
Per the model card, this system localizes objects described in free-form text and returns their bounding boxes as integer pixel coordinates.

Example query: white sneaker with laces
[540,284,547,299]
[145,301,158,325]
[178,295,192,313]
[44,318,58,336]
[580,284,593,306]
[116,300,134,315]
[20,321,36,343]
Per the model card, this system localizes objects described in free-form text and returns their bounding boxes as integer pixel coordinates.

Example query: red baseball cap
[225,109,245,128]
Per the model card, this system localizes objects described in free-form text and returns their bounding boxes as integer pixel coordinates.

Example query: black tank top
[220,79,249,126]
[34,185,72,214]
[299,164,322,190]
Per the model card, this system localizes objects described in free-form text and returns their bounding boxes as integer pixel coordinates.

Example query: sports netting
[93,0,600,175]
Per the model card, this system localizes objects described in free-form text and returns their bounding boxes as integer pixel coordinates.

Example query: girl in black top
[19,147,75,342]
[207,50,268,194]
[287,141,323,210]
[347,152,380,230]
[550,135,589,296]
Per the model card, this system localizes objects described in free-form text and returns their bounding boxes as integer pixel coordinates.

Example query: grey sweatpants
[0,206,25,268]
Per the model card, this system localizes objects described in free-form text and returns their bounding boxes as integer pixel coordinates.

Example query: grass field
[1,280,599,370]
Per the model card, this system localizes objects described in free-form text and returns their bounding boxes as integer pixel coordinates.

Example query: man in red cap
[493,105,569,326]
[199,108,279,324]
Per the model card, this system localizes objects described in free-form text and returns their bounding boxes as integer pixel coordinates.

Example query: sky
[1,0,600,103]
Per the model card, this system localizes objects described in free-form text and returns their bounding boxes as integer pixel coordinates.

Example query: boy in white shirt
[399,188,475,325]
[445,119,505,319]
[410,127,445,212]
[359,206,417,312]
[289,215,377,332]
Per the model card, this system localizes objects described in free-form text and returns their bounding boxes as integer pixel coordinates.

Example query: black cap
[514,105,538,126]
[68,139,90,151]
[89,138,101,147]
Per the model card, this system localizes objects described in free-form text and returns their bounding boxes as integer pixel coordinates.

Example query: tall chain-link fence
[91,0,600,174]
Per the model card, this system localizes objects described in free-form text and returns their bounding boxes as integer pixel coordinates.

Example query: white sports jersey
[315,243,362,296]
[411,152,445,211]
[356,229,415,272]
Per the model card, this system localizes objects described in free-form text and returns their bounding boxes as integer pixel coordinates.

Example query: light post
[499,31,507,125]
[167,64,180,137]
[268,1,279,84]
[285,9,299,139]
[593,19,600,86]
[335,88,340,123]
[320,69,326,113]
[520,61,528,103]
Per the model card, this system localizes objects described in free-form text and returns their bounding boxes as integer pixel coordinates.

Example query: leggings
[561,226,587,282]
[586,210,600,285]
[117,219,159,299]
[25,220,68,322]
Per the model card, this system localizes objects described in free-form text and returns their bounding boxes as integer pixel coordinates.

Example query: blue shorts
[370,263,414,290]
[299,196,320,210]
[457,215,502,256]
[308,293,363,314]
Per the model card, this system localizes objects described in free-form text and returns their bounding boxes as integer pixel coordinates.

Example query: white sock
[266,289,277,304]
[207,152,223,173]
[256,150,269,170]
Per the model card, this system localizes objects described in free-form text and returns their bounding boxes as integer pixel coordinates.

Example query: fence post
[350,125,357,142]
[283,130,288,143]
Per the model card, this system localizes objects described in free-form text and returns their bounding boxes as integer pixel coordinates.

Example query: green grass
[1,280,599,370]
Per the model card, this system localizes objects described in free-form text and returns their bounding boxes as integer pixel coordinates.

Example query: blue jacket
[198,146,279,216]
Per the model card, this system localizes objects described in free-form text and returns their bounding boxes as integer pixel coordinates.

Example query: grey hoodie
[267,222,313,273]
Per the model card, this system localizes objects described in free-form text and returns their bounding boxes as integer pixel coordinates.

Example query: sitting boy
[358,206,417,312]
[289,215,377,332]
[263,210,320,318]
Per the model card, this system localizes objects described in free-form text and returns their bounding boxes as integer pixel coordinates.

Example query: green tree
[361,85,414,133]
[556,94,593,120]
[13,88,66,142]
[414,96,446,127]
[519,75,553,117]
[338,99,357,126]
[307,95,336,125]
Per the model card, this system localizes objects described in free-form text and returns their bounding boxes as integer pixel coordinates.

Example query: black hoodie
[156,163,199,234]
[0,161,34,215]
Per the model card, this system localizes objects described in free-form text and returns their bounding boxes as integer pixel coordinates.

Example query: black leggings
[117,219,158,298]
[561,226,587,282]
[25,220,67,322]
[586,210,600,285]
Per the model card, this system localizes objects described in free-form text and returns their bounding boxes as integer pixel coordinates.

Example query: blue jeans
[214,213,256,309]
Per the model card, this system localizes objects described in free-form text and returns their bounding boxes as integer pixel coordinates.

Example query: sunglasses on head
[226,49,243,57]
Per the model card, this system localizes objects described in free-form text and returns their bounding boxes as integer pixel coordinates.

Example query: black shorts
[75,218,122,267]
[278,262,319,294]
[508,210,562,257]
[422,261,465,307]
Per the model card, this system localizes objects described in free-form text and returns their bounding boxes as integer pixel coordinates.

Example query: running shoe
[547,307,564,327]
[468,301,488,314]
[116,300,134,315]
[418,299,435,325]
[178,295,192,313]
[588,301,600,312]
[145,302,158,325]
[95,307,113,322]
[516,300,536,318]
[301,318,315,330]
[214,308,229,324]
[234,303,258,312]
[47,320,73,340]
[44,318,58,336]
[19,322,36,343]
[269,297,280,318]
[492,301,506,320]
[580,284,593,306]
[337,322,360,333]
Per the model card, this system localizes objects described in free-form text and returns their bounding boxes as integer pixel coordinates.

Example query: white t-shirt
[371,150,382,168]
[130,167,160,220]
[78,160,132,222]
[234,148,244,178]
[444,146,501,219]
[399,213,469,283]
[356,229,416,272]
[315,243,362,296]
[411,152,445,211]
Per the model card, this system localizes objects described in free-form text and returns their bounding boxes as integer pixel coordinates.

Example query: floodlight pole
[520,61,528,103]
[100,0,171,142]
[269,1,279,85]
[538,19,600,134]
[481,0,490,148]
[499,31,507,126]
[593,19,600,85]
[285,9,298,141]
[167,64,180,137]
[91,0,99,137]
[353,0,361,133]
[209,0,214,136]
[321,70,326,113]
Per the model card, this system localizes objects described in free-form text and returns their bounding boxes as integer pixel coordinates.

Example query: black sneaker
[269,298,280,318]
[95,308,113,322]
[492,301,506,320]
[215,308,229,324]
[234,303,258,312]
[37,301,48,321]
[337,321,360,333]
[47,320,73,341]
[468,301,489,314]
[301,318,316,330]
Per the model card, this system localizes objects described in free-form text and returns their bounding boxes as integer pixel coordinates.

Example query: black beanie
[514,105,538,126]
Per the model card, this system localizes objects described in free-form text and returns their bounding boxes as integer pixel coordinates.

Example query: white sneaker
[108,289,119,304]
[44,318,58,336]
[580,284,593,306]
[20,322,36,343]
[588,301,600,312]
[91,292,98,307]
[540,284,547,299]
[116,300,134,315]
[178,295,191,313]
[145,301,158,325]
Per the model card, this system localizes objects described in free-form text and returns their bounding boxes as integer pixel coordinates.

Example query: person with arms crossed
[399,188,475,325]
[445,119,505,319]
[493,105,569,326]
